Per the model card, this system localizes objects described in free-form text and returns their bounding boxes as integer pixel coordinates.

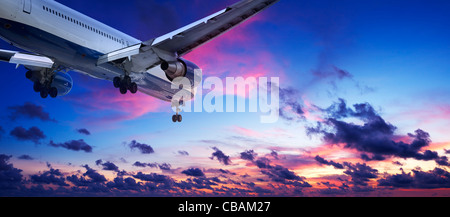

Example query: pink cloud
[64,81,169,126]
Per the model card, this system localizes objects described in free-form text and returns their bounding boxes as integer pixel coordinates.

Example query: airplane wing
[0,49,54,69]
[97,0,280,73]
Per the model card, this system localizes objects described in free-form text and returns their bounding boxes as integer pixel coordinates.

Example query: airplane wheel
[49,87,58,98]
[177,114,182,122]
[172,115,177,123]
[119,84,128,94]
[129,82,138,94]
[40,89,48,99]
[33,82,42,92]
[25,71,33,79]
[113,77,121,88]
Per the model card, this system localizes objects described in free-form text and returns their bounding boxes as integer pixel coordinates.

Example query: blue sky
[1,0,450,196]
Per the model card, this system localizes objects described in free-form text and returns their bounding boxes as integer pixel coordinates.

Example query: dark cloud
[17,155,33,160]
[314,155,344,169]
[76,128,91,136]
[30,168,69,186]
[270,150,279,160]
[308,99,450,166]
[10,126,46,144]
[240,150,257,161]
[158,163,171,171]
[8,102,56,122]
[210,147,231,165]
[181,168,205,177]
[106,177,143,192]
[81,165,107,183]
[49,139,93,153]
[343,162,378,187]
[249,154,311,190]
[128,140,154,154]
[378,168,450,189]
[132,161,171,171]
[279,87,305,121]
[133,172,174,185]
[178,150,189,156]
[0,154,23,190]
[95,160,119,171]
[133,161,151,168]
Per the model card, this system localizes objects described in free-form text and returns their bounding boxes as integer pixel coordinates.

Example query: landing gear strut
[172,99,184,123]
[113,75,138,94]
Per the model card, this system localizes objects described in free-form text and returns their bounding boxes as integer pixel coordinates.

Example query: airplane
[0,0,279,122]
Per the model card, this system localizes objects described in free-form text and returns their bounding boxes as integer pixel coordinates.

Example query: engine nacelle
[161,60,186,81]
[161,58,202,87]
[52,72,73,96]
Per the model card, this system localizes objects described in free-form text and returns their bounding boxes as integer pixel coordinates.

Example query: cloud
[343,162,378,187]
[0,154,23,191]
[178,150,189,156]
[181,168,205,177]
[76,128,91,136]
[128,140,154,154]
[30,168,69,187]
[132,161,171,171]
[133,172,174,185]
[210,147,231,165]
[279,87,305,121]
[17,155,33,160]
[10,126,46,144]
[96,160,119,171]
[307,99,450,166]
[378,168,450,189]
[314,155,344,169]
[240,150,258,161]
[49,139,93,153]
[8,102,56,122]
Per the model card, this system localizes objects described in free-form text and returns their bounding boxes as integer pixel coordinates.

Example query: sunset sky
[1,0,450,196]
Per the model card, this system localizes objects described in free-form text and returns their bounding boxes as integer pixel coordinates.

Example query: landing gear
[113,75,138,95]
[172,101,183,123]
[34,81,58,99]
[27,67,61,99]
[172,114,182,123]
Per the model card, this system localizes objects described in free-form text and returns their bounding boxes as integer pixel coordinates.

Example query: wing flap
[0,49,54,68]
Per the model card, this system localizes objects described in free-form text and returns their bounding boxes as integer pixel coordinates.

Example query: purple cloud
[10,126,46,144]
[8,102,56,122]
[49,139,93,153]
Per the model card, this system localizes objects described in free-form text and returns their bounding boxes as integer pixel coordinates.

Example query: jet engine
[51,72,73,96]
[161,58,202,87]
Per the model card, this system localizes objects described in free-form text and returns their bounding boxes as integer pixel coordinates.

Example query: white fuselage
[0,0,179,101]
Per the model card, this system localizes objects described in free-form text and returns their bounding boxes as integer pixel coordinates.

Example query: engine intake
[161,60,187,81]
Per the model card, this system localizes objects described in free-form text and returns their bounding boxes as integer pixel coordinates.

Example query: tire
[49,87,58,98]
[172,115,177,123]
[177,114,182,122]
[113,77,121,88]
[33,82,42,92]
[40,89,48,99]
[119,84,128,94]
[129,82,138,94]
[25,71,33,79]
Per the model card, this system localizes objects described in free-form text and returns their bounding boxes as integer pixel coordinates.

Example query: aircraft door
[23,0,32,14]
